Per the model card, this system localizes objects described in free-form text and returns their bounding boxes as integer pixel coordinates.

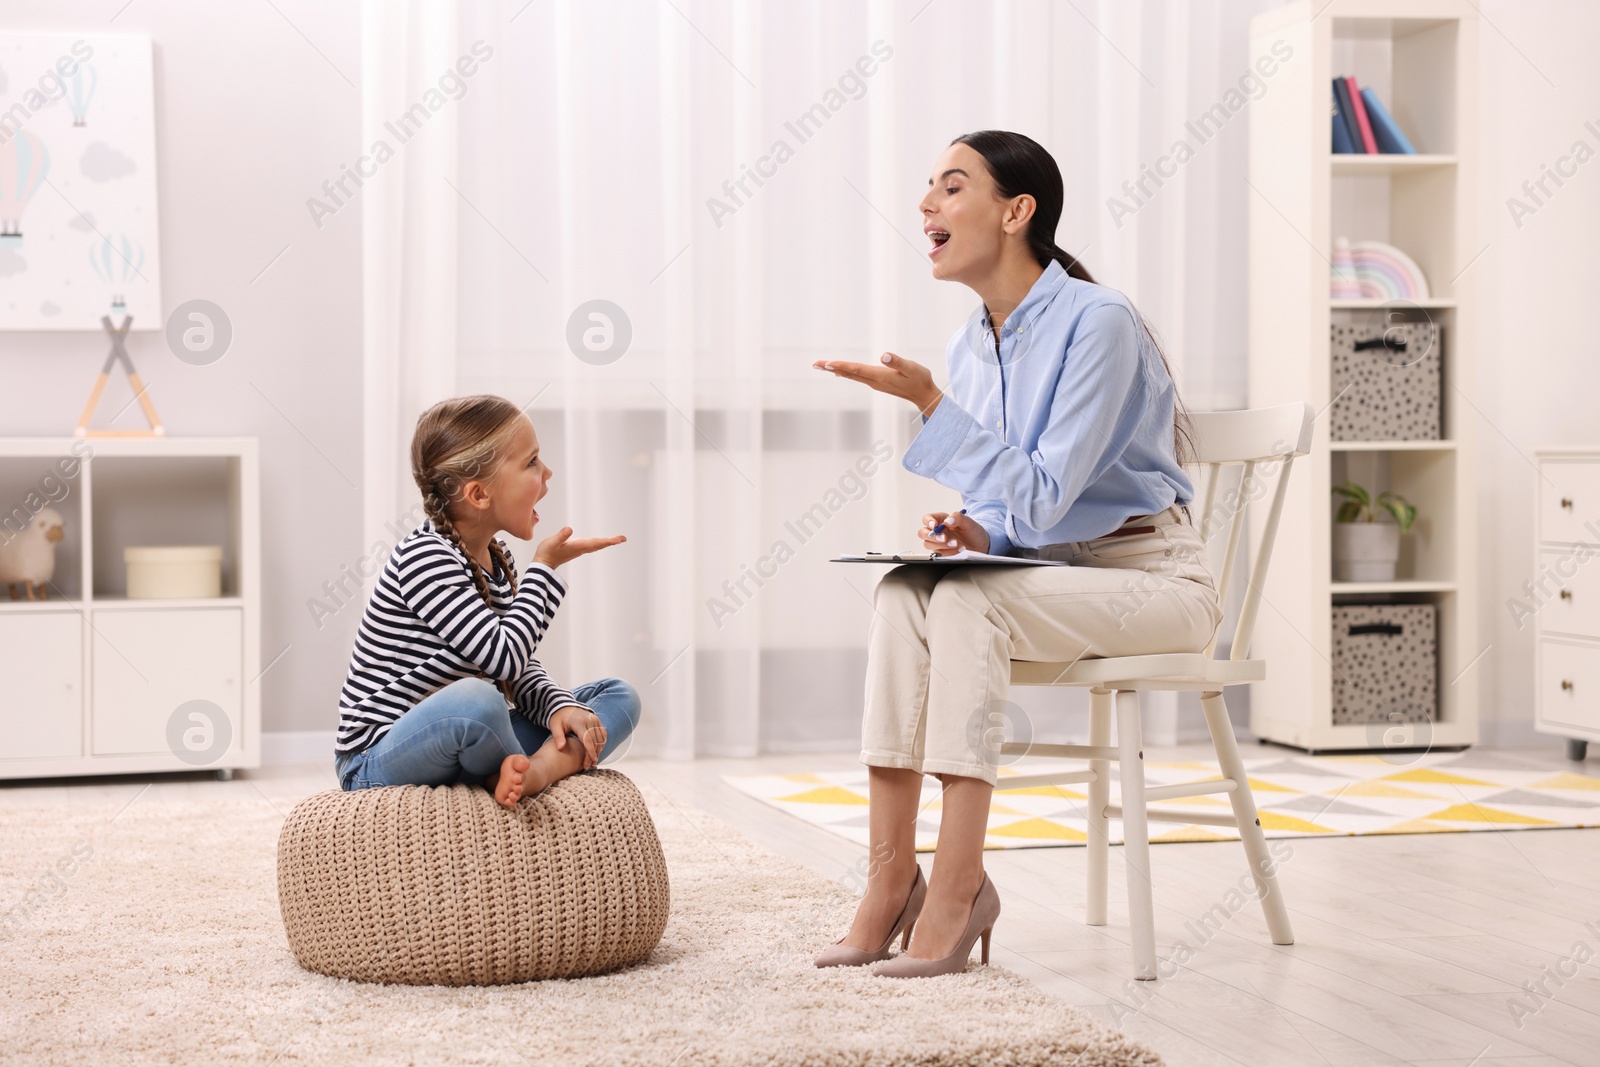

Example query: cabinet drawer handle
[1561,497,1574,509]
[1561,679,1574,691]
[1560,589,1573,600]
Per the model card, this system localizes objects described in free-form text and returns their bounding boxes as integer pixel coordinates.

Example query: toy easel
[75,313,165,437]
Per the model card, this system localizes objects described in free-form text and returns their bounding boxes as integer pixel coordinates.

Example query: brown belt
[1097,524,1157,539]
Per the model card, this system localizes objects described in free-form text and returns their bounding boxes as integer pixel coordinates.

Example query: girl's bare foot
[522,731,587,796]
[484,753,531,808]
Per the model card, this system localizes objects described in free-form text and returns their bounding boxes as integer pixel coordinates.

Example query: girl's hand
[534,527,626,569]
[548,705,606,769]
[919,511,990,556]
[813,352,943,417]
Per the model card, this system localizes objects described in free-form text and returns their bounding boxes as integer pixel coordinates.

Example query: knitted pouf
[276,769,670,985]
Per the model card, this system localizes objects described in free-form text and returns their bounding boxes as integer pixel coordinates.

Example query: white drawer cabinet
[0,438,259,780]
[1534,450,1600,760]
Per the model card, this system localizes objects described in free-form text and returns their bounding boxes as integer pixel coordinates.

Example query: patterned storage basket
[1330,604,1437,725]
[1330,322,1442,441]
[277,769,670,985]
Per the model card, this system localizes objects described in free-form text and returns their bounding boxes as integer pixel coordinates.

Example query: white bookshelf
[0,437,260,779]
[1246,1,1479,751]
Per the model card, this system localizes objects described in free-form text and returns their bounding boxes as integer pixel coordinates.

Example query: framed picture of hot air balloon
[0,32,161,330]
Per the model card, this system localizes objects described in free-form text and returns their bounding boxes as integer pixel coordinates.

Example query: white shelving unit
[0,437,260,779]
[1246,1,1479,751]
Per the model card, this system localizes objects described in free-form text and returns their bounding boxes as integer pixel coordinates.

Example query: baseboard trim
[1476,718,1547,749]
[262,730,336,765]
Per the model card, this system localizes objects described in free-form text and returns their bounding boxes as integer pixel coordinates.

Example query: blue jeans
[335,676,641,792]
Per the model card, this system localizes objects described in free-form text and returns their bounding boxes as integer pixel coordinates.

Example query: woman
[810,131,1223,978]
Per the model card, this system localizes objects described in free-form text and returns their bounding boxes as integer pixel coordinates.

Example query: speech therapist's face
[919,141,1006,285]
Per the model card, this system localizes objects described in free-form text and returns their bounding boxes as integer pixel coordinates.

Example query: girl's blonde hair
[410,394,529,706]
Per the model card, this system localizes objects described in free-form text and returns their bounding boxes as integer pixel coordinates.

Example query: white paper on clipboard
[831,548,1067,566]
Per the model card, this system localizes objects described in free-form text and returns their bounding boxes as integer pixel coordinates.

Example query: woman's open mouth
[927,228,950,257]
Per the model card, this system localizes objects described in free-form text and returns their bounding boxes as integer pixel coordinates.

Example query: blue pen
[930,508,967,538]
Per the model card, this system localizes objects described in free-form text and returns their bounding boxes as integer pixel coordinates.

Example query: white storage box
[124,545,223,599]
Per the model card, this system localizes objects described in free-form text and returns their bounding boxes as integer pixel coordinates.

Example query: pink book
[1345,76,1379,153]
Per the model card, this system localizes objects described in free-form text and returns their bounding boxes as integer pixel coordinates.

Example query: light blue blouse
[903,259,1194,555]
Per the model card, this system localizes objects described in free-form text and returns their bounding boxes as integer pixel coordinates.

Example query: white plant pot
[1332,522,1401,582]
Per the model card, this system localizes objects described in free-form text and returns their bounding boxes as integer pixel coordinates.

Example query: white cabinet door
[0,613,83,760]
[91,608,242,760]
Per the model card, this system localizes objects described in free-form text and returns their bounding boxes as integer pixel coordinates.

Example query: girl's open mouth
[927,229,950,257]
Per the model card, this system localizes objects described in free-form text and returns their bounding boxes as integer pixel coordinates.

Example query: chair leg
[1085,687,1113,926]
[1201,691,1294,946]
[1115,690,1157,980]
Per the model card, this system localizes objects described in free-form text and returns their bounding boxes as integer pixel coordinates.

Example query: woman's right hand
[919,512,990,556]
[534,528,627,569]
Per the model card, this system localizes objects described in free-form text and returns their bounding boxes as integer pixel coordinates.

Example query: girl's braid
[421,480,519,708]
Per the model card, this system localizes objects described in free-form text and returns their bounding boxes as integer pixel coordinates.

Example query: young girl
[333,394,638,809]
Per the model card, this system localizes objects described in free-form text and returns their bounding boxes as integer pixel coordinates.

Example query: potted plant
[1332,479,1417,582]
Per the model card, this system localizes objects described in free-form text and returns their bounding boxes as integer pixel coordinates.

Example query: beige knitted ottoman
[277,769,670,985]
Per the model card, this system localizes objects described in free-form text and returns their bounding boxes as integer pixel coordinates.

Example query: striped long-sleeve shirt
[334,518,584,755]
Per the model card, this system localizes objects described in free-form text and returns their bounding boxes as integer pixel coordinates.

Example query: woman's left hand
[548,705,606,769]
[813,352,943,417]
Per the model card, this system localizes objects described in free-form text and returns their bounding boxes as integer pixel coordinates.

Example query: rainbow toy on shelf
[1330,237,1430,300]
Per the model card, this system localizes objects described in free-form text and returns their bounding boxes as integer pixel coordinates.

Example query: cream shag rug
[0,778,1161,1067]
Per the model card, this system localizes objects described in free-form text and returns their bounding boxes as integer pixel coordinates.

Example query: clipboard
[830,549,1067,567]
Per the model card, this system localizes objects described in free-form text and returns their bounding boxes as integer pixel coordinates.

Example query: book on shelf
[1329,76,1417,155]
[1345,76,1380,153]
[1332,78,1363,152]
[1331,86,1355,153]
[1359,87,1416,154]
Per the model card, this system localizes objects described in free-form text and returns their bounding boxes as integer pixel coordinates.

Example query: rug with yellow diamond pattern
[723,751,1600,850]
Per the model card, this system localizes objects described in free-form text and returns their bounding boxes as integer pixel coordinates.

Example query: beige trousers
[859,505,1224,787]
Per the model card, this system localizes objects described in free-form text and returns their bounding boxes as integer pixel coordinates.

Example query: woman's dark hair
[951,130,1195,470]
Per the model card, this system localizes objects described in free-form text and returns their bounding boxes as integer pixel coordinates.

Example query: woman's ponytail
[1043,242,1095,284]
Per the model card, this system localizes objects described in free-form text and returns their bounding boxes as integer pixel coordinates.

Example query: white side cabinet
[0,438,259,779]
[1534,449,1600,761]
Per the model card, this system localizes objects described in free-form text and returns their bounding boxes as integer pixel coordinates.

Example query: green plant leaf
[1331,479,1370,507]
[1376,491,1418,534]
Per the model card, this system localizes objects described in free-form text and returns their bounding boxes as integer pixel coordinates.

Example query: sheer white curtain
[364,0,1283,759]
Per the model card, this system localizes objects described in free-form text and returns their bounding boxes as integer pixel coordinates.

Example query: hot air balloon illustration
[89,232,146,311]
[0,130,50,247]
[67,63,98,127]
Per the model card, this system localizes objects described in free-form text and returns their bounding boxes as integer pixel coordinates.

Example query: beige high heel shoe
[870,872,1000,978]
[814,865,926,968]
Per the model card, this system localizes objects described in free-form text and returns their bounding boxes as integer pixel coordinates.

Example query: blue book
[1360,86,1416,154]
[1331,88,1355,153]
[1332,78,1365,152]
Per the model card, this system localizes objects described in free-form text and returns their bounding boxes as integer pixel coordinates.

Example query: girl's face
[486,416,552,542]
[918,142,1023,284]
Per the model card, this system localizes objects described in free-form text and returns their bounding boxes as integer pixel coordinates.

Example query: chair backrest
[1182,402,1315,662]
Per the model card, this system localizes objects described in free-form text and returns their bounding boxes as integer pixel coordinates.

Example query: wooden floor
[5,743,1597,1067]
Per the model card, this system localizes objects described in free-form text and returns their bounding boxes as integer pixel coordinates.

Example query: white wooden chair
[1001,401,1314,979]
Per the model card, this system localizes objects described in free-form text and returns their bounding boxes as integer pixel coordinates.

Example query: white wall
[1477,1,1600,744]
[0,1,364,740]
